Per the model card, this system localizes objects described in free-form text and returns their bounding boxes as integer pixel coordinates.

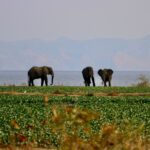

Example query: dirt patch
[0,91,150,97]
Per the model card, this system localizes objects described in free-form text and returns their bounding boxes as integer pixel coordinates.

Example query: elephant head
[82,66,95,87]
[28,66,54,86]
[42,66,54,85]
[98,69,113,87]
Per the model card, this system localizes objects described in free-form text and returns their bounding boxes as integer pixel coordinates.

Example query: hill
[0,35,150,71]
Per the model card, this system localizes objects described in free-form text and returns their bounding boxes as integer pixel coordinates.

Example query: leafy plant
[0,87,150,149]
[134,74,150,87]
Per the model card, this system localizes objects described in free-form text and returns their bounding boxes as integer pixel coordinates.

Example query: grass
[0,86,150,149]
[0,86,150,94]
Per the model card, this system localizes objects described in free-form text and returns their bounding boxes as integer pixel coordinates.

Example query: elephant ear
[42,66,49,74]
[108,69,113,75]
[98,69,103,76]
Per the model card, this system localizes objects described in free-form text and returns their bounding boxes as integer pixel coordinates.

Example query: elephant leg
[31,80,34,86]
[104,81,107,87]
[28,80,31,86]
[86,82,89,86]
[109,81,111,87]
[41,78,44,86]
[28,77,32,86]
[87,77,91,86]
[44,76,48,86]
[92,76,95,87]
[84,80,87,86]
[83,76,88,86]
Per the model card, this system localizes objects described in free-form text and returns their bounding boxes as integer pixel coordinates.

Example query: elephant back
[28,66,43,78]
[82,66,94,77]
[98,69,113,76]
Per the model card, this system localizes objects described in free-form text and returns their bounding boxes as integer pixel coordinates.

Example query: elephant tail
[92,76,95,87]
[28,74,30,86]
[27,72,31,86]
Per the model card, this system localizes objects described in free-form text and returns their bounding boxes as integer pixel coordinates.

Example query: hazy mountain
[0,36,150,71]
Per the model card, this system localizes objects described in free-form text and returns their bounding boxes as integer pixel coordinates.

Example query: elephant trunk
[51,74,54,85]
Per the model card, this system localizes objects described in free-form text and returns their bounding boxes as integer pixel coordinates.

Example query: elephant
[28,66,54,86]
[98,69,113,87]
[82,66,95,86]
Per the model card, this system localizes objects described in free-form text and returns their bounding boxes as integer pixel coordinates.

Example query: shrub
[134,75,150,87]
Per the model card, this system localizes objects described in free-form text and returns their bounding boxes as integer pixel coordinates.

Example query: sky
[0,0,150,71]
[0,0,150,41]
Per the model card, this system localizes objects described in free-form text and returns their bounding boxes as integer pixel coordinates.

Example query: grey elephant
[82,66,95,86]
[28,66,54,86]
[98,69,113,87]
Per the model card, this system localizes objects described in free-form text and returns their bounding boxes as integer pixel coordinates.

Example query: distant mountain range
[0,35,150,71]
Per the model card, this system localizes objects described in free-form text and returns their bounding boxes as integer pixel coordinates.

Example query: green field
[0,86,150,149]
[0,86,150,94]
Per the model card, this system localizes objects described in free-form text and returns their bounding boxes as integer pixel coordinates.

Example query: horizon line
[0,34,150,42]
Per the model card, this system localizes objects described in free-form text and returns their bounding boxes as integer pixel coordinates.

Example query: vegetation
[0,86,150,149]
[0,85,150,94]
[135,74,150,87]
